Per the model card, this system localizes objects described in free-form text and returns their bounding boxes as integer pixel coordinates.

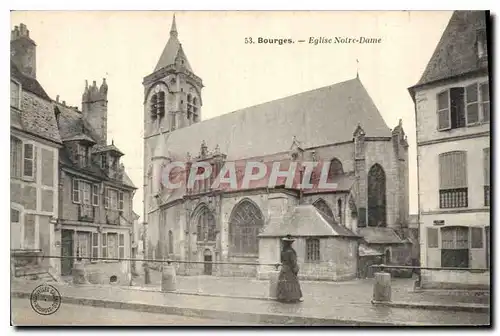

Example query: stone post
[161,261,177,292]
[372,272,391,302]
[72,261,89,285]
[268,269,280,300]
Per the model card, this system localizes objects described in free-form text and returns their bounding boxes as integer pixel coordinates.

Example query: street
[11,298,256,326]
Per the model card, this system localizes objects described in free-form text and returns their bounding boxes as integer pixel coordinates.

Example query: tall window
[150,91,165,120]
[10,136,22,178]
[228,200,264,255]
[306,238,320,262]
[23,143,34,179]
[77,144,90,167]
[168,230,174,254]
[92,185,99,206]
[441,226,469,268]
[328,158,344,178]
[105,188,122,210]
[484,148,490,206]
[196,207,216,242]
[439,151,467,208]
[465,84,479,125]
[76,232,90,260]
[313,199,335,224]
[367,164,386,227]
[11,80,20,108]
[107,233,117,259]
[118,233,125,259]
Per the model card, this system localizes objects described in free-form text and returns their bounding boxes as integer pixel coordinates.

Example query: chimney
[11,23,37,78]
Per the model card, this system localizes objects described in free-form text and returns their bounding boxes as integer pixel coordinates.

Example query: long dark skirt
[276,266,302,303]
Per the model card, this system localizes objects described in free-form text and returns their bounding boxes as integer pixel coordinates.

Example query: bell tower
[142,14,204,138]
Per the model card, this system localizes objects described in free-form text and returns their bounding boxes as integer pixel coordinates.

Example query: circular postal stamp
[30,284,61,315]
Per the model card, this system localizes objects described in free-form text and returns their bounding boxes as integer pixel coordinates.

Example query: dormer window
[77,143,90,167]
[150,87,165,120]
[100,153,107,169]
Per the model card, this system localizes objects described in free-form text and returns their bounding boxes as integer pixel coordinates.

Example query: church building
[143,16,412,280]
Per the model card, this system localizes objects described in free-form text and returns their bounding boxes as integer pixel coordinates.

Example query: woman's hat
[281,234,295,242]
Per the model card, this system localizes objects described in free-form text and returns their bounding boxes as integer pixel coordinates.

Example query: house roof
[259,204,359,238]
[11,62,62,144]
[154,77,392,162]
[411,11,489,89]
[359,243,384,257]
[56,103,136,189]
[154,15,193,73]
[358,227,405,245]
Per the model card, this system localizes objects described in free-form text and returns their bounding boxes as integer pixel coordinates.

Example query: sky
[10,10,453,219]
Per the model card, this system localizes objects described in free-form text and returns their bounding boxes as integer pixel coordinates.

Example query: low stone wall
[85,261,130,286]
[421,269,490,290]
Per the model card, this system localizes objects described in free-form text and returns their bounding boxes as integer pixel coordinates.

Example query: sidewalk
[11,280,490,326]
[131,271,490,306]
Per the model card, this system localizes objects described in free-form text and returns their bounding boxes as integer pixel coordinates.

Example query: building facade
[409,11,490,289]
[143,16,413,280]
[11,23,138,283]
[10,24,62,277]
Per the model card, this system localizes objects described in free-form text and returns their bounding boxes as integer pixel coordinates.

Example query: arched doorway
[228,199,264,256]
[368,164,387,227]
[203,249,213,275]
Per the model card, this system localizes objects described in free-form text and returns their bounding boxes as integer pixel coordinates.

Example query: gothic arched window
[328,158,344,179]
[196,207,216,242]
[337,198,343,225]
[150,90,165,120]
[313,198,335,223]
[228,199,264,255]
[367,164,386,227]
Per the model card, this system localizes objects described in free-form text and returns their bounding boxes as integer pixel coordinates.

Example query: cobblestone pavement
[11,298,253,326]
[11,281,490,326]
[133,271,490,305]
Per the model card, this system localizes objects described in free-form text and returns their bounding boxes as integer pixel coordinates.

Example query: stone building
[409,11,490,289]
[11,23,138,283]
[10,24,61,278]
[143,16,412,280]
[55,81,137,284]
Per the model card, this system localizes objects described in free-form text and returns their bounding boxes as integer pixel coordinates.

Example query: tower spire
[170,14,178,38]
[356,59,359,78]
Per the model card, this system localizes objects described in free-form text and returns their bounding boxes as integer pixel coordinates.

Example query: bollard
[372,272,391,302]
[268,270,280,299]
[161,263,177,292]
[72,261,88,285]
[144,263,151,285]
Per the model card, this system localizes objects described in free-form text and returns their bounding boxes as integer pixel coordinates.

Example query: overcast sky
[11,10,453,218]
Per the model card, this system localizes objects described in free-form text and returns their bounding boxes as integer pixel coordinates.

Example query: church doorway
[203,249,213,275]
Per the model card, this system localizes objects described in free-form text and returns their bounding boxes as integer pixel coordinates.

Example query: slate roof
[411,11,489,89]
[11,62,62,144]
[155,77,392,162]
[56,103,136,189]
[358,227,405,245]
[154,15,193,73]
[259,205,359,238]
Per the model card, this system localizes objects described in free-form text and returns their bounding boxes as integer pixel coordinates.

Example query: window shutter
[480,82,490,122]
[104,188,110,209]
[119,233,125,259]
[91,232,99,261]
[427,228,439,248]
[439,151,467,189]
[72,179,80,203]
[92,185,99,206]
[484,148,490,186]
[101,233,107,258]
[437,90,451,130]
[465,84,479,125]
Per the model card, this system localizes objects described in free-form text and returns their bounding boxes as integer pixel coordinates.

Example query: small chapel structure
[142,16,413,280]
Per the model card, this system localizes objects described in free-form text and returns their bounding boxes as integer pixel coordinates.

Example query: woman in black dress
[276,235,303,303]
